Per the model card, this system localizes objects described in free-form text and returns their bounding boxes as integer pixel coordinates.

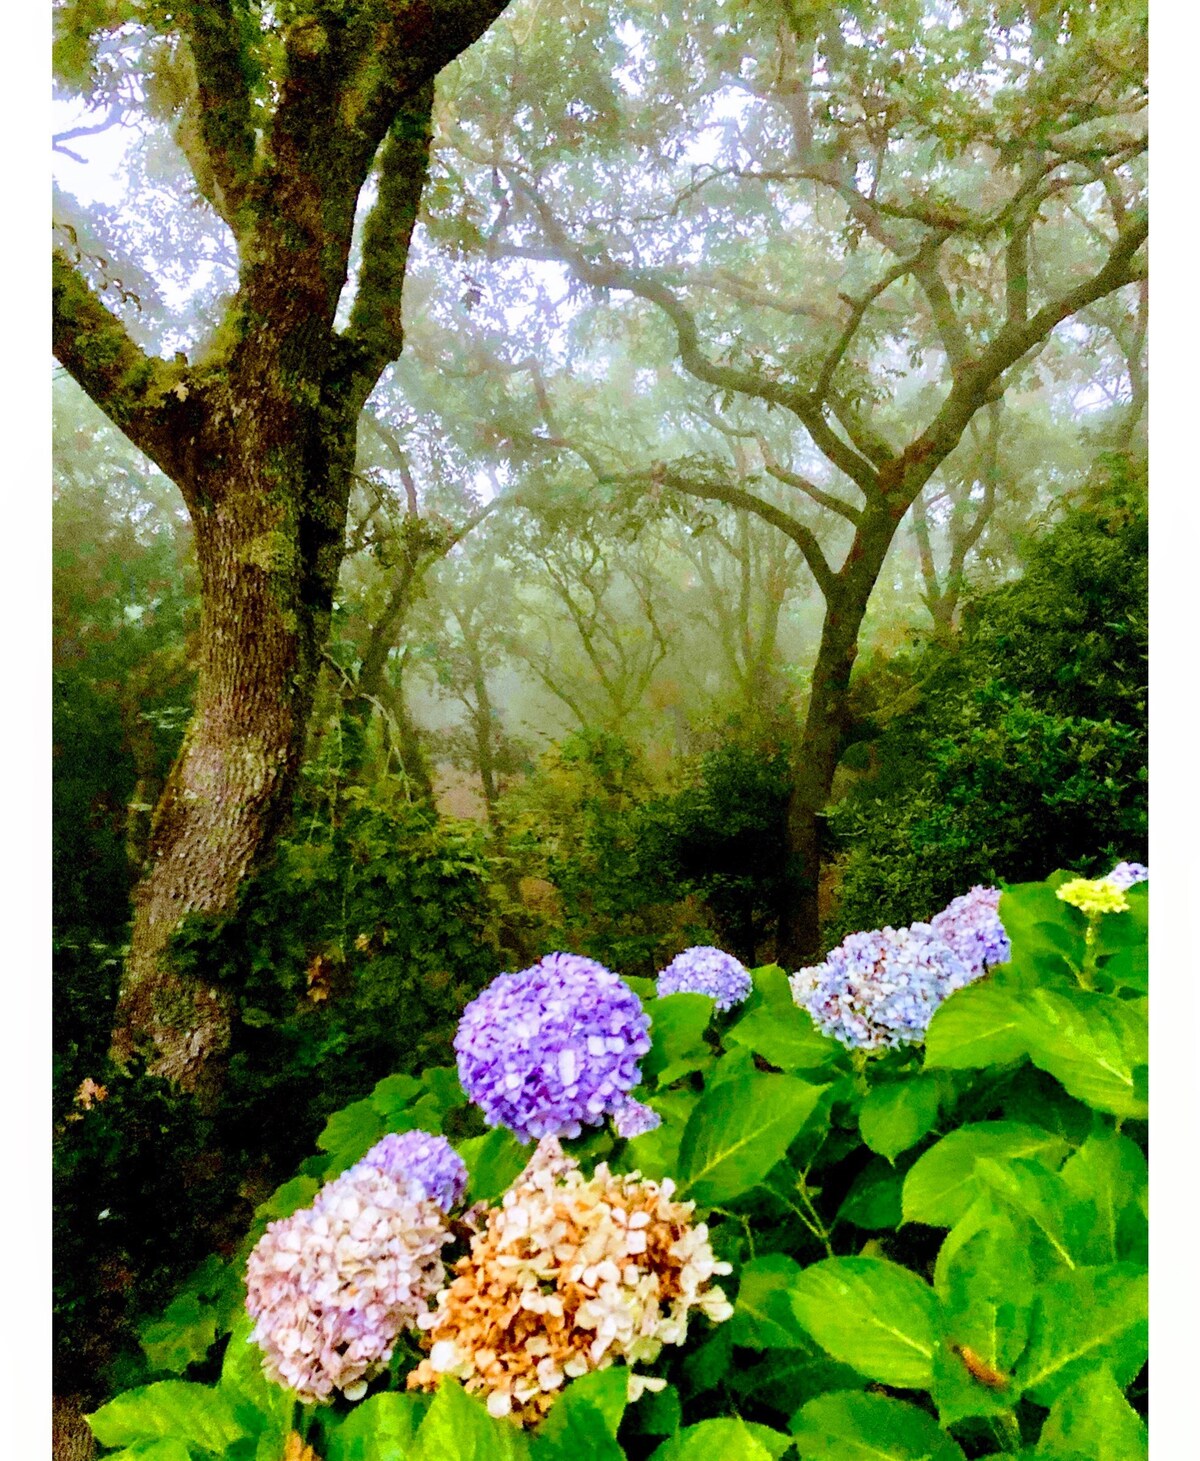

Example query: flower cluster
[408,1138,732,1424]
[1108,861,1149,890]
[352,1131,468,1214]
[790,923,974,1051]
[656,946,752,1011]
[454,953,653,1142]
[245,1155,453,1404]
[1056,876,1129,916]
[929,885,1010,976]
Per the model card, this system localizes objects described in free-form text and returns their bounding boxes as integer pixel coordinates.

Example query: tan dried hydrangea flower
[407,1136,732,1424]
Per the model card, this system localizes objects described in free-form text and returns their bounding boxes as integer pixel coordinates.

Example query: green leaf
[625,1382,682,1437]
[1000,879,1086,970]
[859,1077,943,1162]
[1014,1263,1148,1404]
[902,1123,1070,1227]
[732,1253,809,1349]
[731,1351,867,1417]
[410,1378,531,1461]
[726,1003,842,1072]
[323,1392,429,1461]
[678,1073,828,1205]
[99,1443,194,1461]
[681,1325,733,1394]
[1017,989,1147,1118]
[370,1072,423,1124]
[254,1175,319,1224]
[788,1258,939,1389]
[421,1065,468,1118]
[838,1157,905,1231]
[1034,1367,1147,1460]
[317,1098,386,1172]
[536,1367,627,1443]
[651,1417,785,1460]
[973,1159,1090,1277]
[87,1381,248,1452]
[790,1391,966,1461]
[924,980,1029,1069]
[218,1313,293,1440]
[139,1293,218,1374]
[456,1128,530,1204]
[644,993,714,1083]
[932,1222,1033,1424]
[1058,1130,1148,1265]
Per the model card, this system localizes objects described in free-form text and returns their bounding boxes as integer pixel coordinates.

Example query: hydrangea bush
[89,867,1148,1461]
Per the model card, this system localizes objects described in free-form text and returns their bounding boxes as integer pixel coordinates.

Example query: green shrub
[53,771,506,1403]
[827,456,1147,942]
[90,868,1147,1459]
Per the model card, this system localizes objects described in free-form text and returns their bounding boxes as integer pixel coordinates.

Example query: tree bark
[115,384,355,1086]
[53,1,512,1089]
[776,504,895,966]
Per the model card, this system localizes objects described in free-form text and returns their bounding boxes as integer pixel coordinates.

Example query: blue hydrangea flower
[353,1131,468,1214]
[790,923,974,1051]
[1109,861,1149,890]
[929,885,1010,975]
[454,953,653,1142]
[655,946,752,1011]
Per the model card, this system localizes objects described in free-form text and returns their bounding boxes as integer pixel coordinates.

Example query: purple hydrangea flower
[930,885,1011,975]
[352,1131,468,1214]
[245,1162,451,1404]
[454,953,653,1142]
[1109,861,1149,890]
[790,923,974,1051]
[656,946,753,1011]
[611,1094,662,1139]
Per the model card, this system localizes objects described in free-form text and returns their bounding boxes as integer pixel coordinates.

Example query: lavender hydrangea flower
[656,946,752,1011]
[1109,861,1149,890]
[455,953,653,1142]
[929,885,1011,976]
[611,1094,662,1139]
[352,1131,468,1214]
[245,1163,452,1404]
[790,923,974,1052]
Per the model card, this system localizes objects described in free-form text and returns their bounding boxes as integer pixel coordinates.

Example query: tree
[431,0,1147,959]
[52,1,515,1089]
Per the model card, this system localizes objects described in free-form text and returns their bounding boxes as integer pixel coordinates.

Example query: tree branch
[52,249,195,491]
[899,210,1147,499]
[654,467,835,598]
[343,89,434,405]
[757,437,863,524]
[177,1,259,232]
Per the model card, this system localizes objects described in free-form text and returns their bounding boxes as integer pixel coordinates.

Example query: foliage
[827,459,1148,941]
[645,731,794,967]
[497,730,709,974]
[89,870,1147,1459]
[53,763,505,1401]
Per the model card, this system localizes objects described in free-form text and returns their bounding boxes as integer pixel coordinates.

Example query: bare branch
[757,437,863,524]
[653,466,835,598]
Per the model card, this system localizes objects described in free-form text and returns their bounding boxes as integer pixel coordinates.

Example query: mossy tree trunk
[52,1,511,1091]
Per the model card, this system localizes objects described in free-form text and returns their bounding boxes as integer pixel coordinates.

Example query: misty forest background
[51,0,1146,1430]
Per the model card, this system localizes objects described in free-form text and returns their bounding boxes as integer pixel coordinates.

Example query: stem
[989,1411,1022,1453]
[713,1207,756,1260]
[793,1172,835,1258]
